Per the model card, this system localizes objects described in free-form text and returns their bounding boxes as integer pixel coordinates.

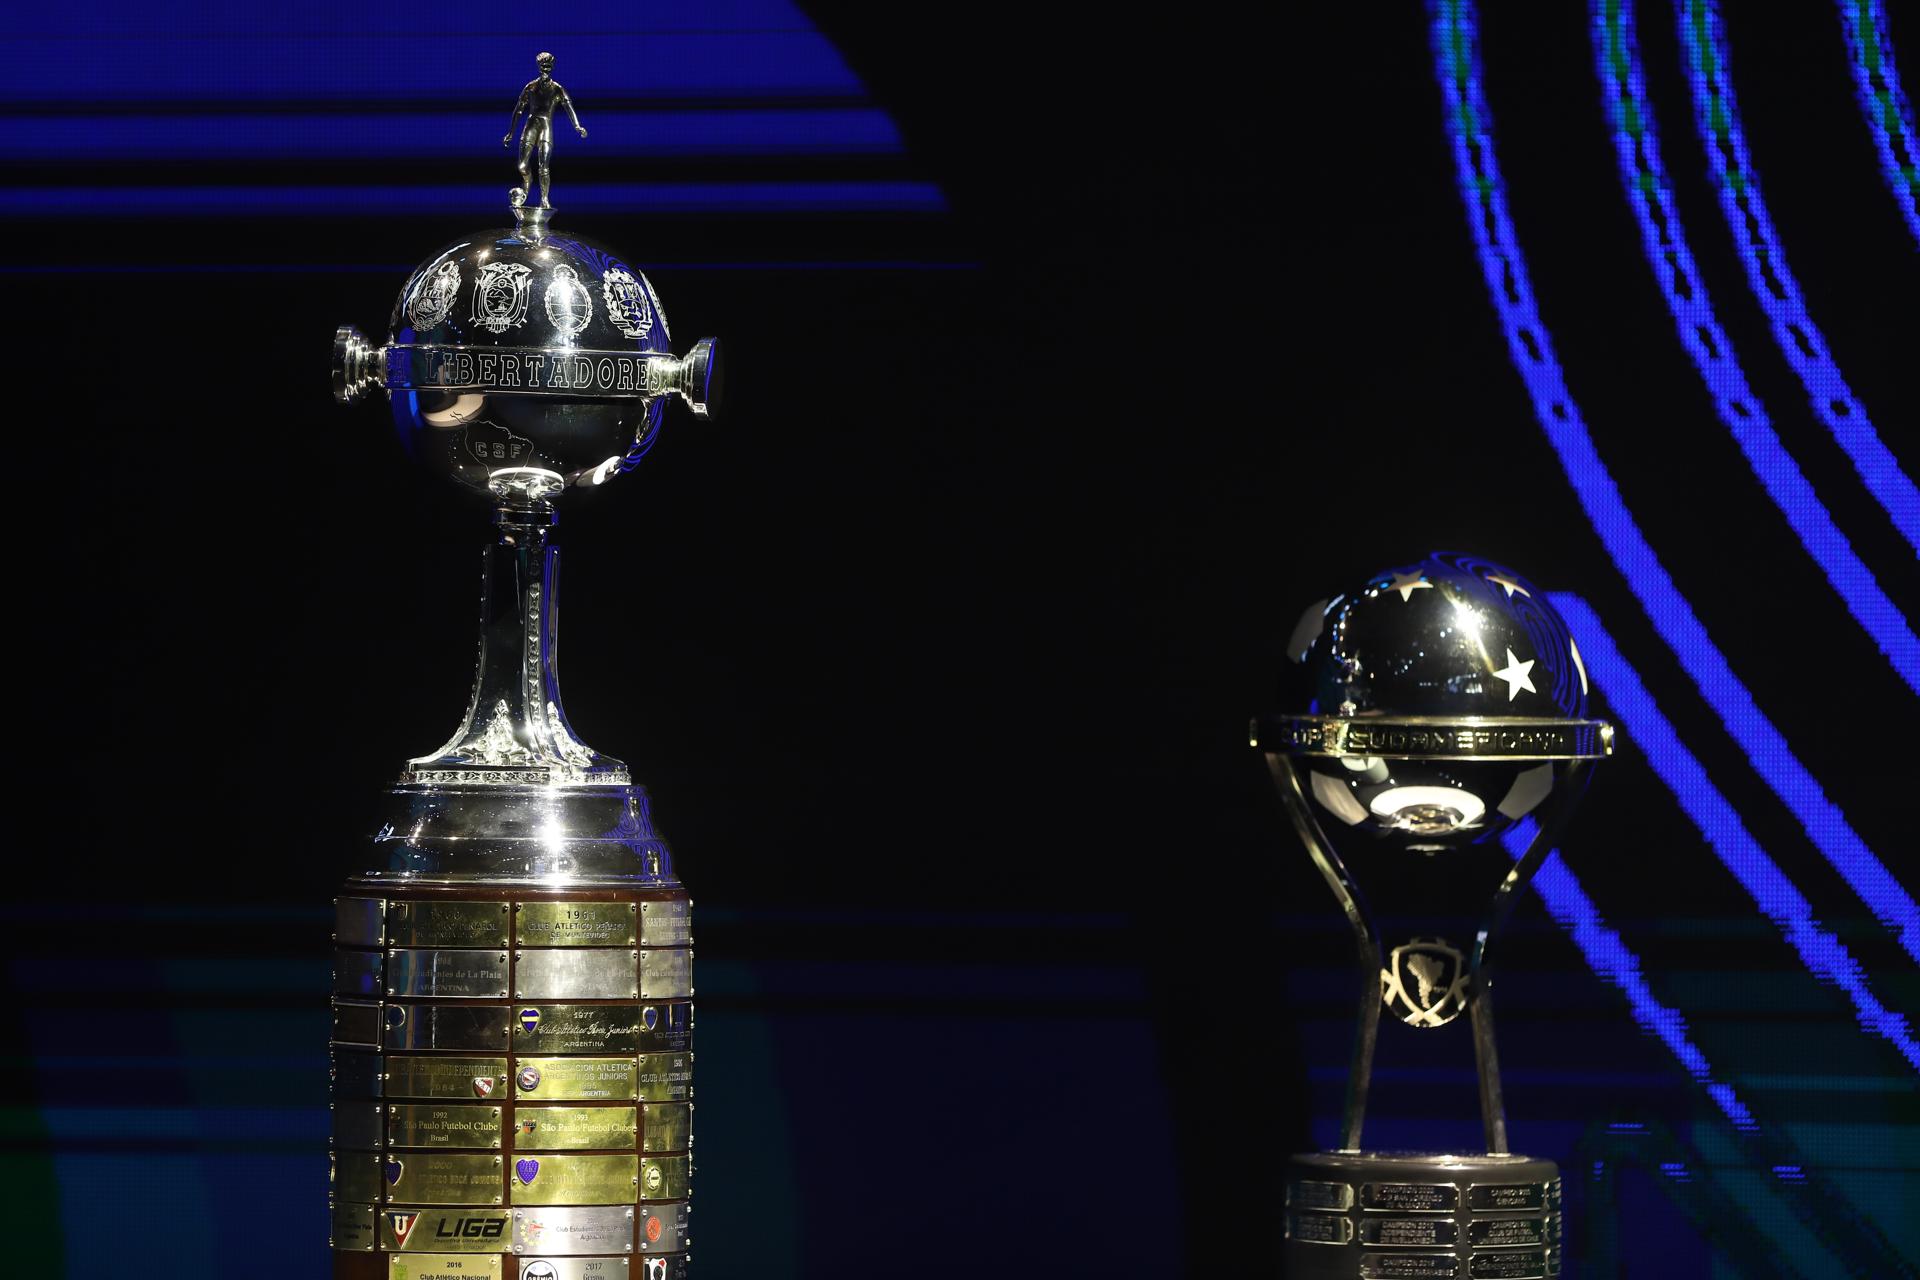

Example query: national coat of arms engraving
[408,260,461,330]
[602,267,654,338]
[544,263,593,336]
[472,261,534,334]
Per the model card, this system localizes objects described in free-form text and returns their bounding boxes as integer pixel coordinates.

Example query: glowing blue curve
[1592,0,1920,959]
[1837,0,1920,245]
[1502,818,1759,1129]
[1599,1,1917,687]
[1678,0,1920,555]
[1431,0,1920,961]
[1547,594,1918,1069]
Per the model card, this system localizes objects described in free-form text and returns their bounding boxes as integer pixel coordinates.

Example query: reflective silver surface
[503,52,586,211]
[511,1205,636,1256]
[1259,554,1609,1161]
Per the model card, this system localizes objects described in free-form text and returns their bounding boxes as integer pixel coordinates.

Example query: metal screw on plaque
[326,60,715,1277]
[1252,552,1611,1280]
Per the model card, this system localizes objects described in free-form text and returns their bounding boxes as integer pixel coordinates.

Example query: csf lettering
[436,1216,507,1240]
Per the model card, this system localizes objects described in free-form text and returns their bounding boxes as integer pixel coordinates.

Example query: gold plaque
[514,1057,639,1101]
[512,1003,645,1054]
[514,949,639,1000]
[517,901,637,947]
[388,900,512,949]
[385,1004,511,1052]
[639,948,693,1000]
[511,1153,639,1205]
[638,1154,689,1200]
[382,1207,511,1252]
[642,1103,690,1154]
[389,1104,503,1149]
[385,1152,504,1204]
[514,1106,638,1151]
[387,1056,510,1101]
[388,950,511,999]
[334,1152,383,1204]
[388,1254,504,1280]
[638,899,691,946]
[332,1199,376,1251]
[636,1052,692,1102]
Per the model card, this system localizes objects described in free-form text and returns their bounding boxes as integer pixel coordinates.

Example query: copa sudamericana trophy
[1251,553,1612,1279]
[327,55,716,1279]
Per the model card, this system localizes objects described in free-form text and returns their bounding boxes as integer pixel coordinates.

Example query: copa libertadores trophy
[1251,553,1612,1280]
[327,53,717,1280]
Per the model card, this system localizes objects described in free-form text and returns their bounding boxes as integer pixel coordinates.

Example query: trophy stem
[402,501,628,786]
[1469,982,1510,1154]
[1466,758,1594,1154]
[1268,755,1381,1152]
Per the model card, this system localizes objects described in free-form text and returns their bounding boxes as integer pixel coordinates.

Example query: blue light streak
[1500,818,1759,1131]
[1431,0,1920,960]
[1677,0,1920,554]
[25,182,948,218]
[1837,0,1920,245]
[1596,0,1918,677]
[1548,593,1918,1069]
[0,32,861,102]
[0,109,903,160]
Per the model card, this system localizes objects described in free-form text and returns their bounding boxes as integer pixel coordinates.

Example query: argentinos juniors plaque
[328,50,717,1279]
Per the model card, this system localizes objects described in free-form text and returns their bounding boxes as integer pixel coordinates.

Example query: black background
[8,2,1918,1275]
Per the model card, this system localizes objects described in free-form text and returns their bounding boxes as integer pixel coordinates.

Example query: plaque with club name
[514,1058,641,1102]
[388,1104,504,1149]
[514,950,639,1000]
[384,1152,504,1205]
[511,1153,639,1206]
[387,950,511,999]
[514,1106,639,1151]
[385,1057,510,1101]
[387,900,512,949]
[517,901,637,947]
[636,1053,693,1103]
[512,1205,637,1257]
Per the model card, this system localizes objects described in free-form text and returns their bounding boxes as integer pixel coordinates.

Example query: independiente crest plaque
[328,52,717,1279]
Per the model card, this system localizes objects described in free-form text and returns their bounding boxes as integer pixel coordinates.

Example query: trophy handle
[1468,757,1596,1153]
[1267,753,1381,1153]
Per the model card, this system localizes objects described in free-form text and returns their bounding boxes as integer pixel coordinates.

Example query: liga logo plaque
[383,1208,512,1252]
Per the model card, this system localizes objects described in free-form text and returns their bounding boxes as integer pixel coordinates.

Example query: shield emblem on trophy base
[1381,937,1470,1027]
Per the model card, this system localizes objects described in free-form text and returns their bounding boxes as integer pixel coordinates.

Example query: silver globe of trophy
[327,55,717,1280]
[1251,553,1612,1280]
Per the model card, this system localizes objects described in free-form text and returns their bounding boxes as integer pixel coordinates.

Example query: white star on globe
[1386,570,1433,602]
[1492,647,1537,701]
[1486,574,1531,598]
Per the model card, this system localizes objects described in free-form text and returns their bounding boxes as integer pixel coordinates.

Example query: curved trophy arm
[1466,757,1596,1154]
[1266,752,1382,1153]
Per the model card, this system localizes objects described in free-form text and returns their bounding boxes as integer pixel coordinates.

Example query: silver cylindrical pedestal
[1284,1152,1561,1279]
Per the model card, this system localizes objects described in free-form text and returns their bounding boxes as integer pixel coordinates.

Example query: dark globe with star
[1269,551,1601,849]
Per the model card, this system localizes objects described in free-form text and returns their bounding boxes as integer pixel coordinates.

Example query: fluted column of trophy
[1252,553,1612,1280]
[327,56,718,1280]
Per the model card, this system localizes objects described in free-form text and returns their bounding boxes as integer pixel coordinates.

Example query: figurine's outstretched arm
[503,86,531,146]
[560,86,587,138]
